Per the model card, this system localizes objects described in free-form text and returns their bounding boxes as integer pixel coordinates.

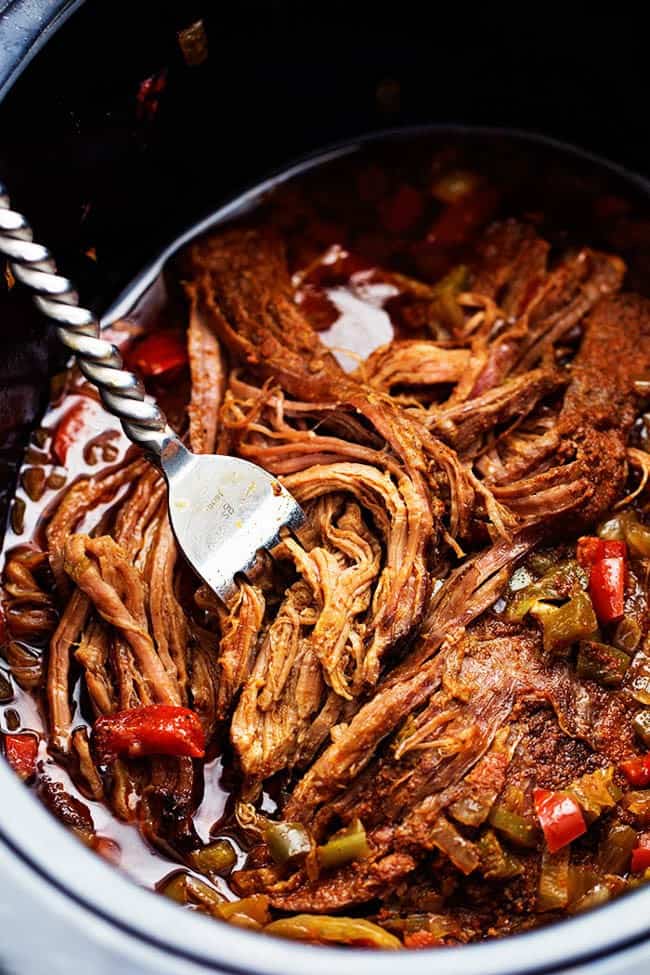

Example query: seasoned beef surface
[4,144,650,949]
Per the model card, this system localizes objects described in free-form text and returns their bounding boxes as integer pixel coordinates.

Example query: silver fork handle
[0,181,177,462]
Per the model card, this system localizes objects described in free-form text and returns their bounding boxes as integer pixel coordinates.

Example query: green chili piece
[568,766,621,822]
[477,829,523,879]
[265,914,401,949]
[538,848,570,912]
[488,804,540,849]
[317,818,370,871]
[217,894,270,927]
[613,617,642,654]
[264,821,312,867]
[190,839,237,878]
[571,883,611,914]
[628,651,650,705]
[598,515,626,541]
[506,561,588,624]
[576,641,630,687]
[598,824,637,874]
[533,591,598,655]
[623,790,650,825]
[633,710,650,747]
[160,871,226,914]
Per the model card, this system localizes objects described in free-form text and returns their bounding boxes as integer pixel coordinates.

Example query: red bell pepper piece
[577,537,626,567]
[577,536,627,623]
[126,330,188,379]
[93,705,205,762]
[427,186,500,248]
[621,753,650,787]
[404,930,443,949]
[53,399,101,466]
[380,184,424,235]
[533,787,587,853]
[3,733,39,780]
[589,556,625,623]
[631,833,650,872]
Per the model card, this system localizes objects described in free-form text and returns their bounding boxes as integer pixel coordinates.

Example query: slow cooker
[2,4,650,973]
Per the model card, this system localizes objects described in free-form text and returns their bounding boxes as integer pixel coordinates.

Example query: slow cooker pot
[3,4,650,974]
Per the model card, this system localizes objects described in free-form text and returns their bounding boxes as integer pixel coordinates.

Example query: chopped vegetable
[160,871,225,914]
[427,186,499,248]
[538,847,570,911]
[217,895,270,928]
[598,824,637,874]
[52,399,104,466]
[4,708,19,731]
[403,930,442,949]
[127,329,188,379]
[589,556,626,624]
[380,911,455,936]
[533,788,587,853]
[162,879,270,929]
[380,185,424,235]
[576,535,627,624]
[93,705,205,762]
[3,732,38,780]
[177,18,208,67]
[488,803,540,848]
[0,669,13,703]
[577,538,626,566]
[264,821,312,867]
[431,263,469,297]
[265,914,401,949]
[631,833,650,873]
[11,498,25,534]
[568,767,621,822]
[628,650,650,706]
[568,864,600,905]
[532,591,598,654]
[21,467,46,502]
[571,883,611,913]
[620,754,650,787]
[622,791,650,825]
[432,170,479,205]
[576,641,630,687]
[430,815,480,874]
[447,747,509,827]
[317,818,369,871]
[613,617,642,654]
[136,69,167,123]
[622,518,650,559]
[633,710,650,747]
[505,560,587,623]
[599,510,650,558]
[477,829,523,879]
[190,840,237,878]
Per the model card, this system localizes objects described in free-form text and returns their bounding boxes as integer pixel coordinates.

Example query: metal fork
[0,183,304,603]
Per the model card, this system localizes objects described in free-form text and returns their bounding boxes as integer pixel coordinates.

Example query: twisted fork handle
[0,181,175,460]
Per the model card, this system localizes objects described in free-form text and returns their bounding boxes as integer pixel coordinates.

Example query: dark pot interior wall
[0,0,648,528]
[1,3,649,304]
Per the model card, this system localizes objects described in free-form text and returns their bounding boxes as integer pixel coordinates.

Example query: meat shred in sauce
[5,138,650,949]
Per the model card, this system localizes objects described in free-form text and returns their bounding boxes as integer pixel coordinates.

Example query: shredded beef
[9,188,650,949]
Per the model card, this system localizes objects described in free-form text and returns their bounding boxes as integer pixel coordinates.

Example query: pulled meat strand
[63,535,182,707]
[185,281,226,454]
